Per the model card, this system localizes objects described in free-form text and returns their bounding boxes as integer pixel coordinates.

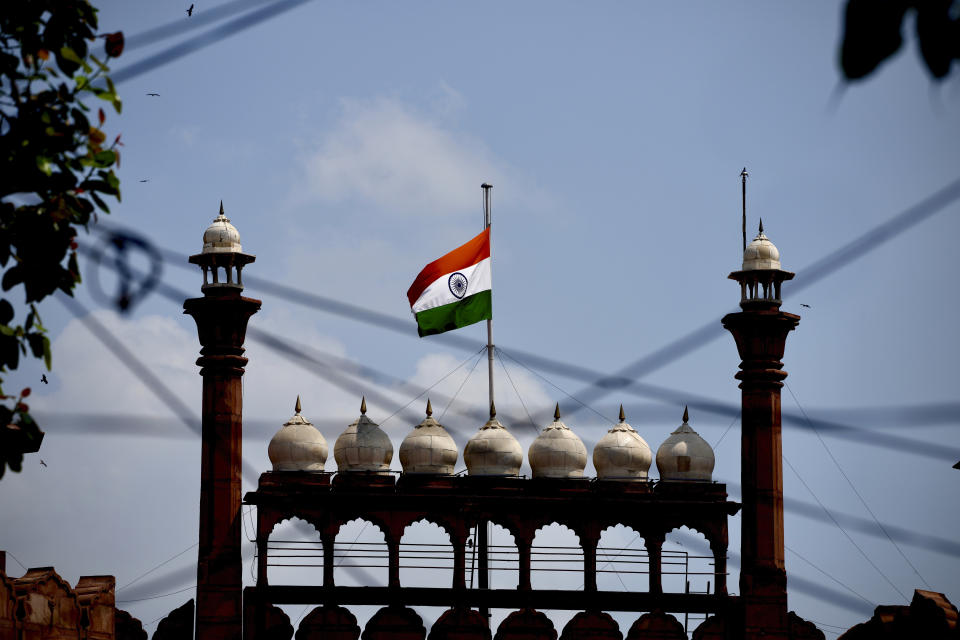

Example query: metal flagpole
[479,182,493,622]
[482,182,494,409]
[741,167,749,252]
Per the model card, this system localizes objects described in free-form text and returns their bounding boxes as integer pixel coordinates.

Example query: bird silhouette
[187,4,194,16]
[800,303,811,308]
[41,374,48,384]
[146,92,160,96]
[139,179,149,183]
[40,460,47,467]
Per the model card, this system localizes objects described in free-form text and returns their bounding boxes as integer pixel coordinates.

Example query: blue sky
[2,1,959,637]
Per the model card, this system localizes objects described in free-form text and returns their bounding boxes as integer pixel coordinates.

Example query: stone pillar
[185,290,260,640]
[517,534,532,592]
[646,533,664,596]
[722,304,798,640]
[582,534,598,594]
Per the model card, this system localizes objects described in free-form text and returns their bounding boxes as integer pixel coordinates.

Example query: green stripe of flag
[415,290,492,337]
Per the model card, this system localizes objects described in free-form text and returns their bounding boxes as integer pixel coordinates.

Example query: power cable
[552,175,960,417]
[118,543,197,591]
[712,411,740,449]
[56,294,263,484]
[438,350,485,421]
[111,0,315,84]
[785,382,931,588]
[116,584,195,604]
[497,348,613,425]
[782,453,908,602]
[4,551,28,573]
[83,225,960,462]
[378,346,485,426]
[123,0,276,52]
[495,348,539,434]
[785,544,874,607]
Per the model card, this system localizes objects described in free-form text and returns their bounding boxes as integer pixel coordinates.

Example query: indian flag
[407,228,492,337]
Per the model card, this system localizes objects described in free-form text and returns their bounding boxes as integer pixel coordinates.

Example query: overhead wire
[782,452,909,602]
[83,224,960,462]
[56,294,262,484]
[785,381,931,588]
[437,349,485,421]
[495,348,540,434]
[117,542,197,591]
[111,0,315,84]
[549,175,960,417]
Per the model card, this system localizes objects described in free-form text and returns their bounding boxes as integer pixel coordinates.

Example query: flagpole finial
[554,402,561,421]
[489,401,496,419]
[360,396,367,415]
[619,404,625,422]
[295,395,301,414]
[426,398,433,417]
[683,405,689,423]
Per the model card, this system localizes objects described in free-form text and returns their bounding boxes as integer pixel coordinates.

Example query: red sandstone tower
[185,203,260,640]
[723,221,799,639]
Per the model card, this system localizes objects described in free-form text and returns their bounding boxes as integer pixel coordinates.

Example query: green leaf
[36,157,54,176]
[59,47,83,65]
[42,337,51,370]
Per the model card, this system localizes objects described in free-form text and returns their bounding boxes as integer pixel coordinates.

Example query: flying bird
[139,179,150,183]
[800,303,811,308]
[146,92,160,96]
[187,4,194,16]
[40,460,47,467]
[41,374,48,384]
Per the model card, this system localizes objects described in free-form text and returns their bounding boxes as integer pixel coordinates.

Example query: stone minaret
[184,203,260,640]
[722,221,799,639]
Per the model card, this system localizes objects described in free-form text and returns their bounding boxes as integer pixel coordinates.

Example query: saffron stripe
[410,257,491,314]
[414,290,492,337]
[406,228,490,306]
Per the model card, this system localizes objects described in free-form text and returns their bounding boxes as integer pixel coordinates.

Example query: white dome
[528,404,587,478]
[742,221,781,270]
[593,405,652,481]
[334,397,393,473]
[268,396,328,472]
[201,201,243,254]
[399,399,459,475]
[464,403,523,476]
[656,407,715,481]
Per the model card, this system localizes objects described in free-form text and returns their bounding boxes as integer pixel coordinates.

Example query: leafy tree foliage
[0,1,123,477]
[841,0,960,81]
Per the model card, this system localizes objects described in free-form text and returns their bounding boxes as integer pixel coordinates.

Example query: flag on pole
[407,228,492,337]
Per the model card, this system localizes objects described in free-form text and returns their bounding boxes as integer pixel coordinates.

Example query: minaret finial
[426,398,433,417]
[619,404,625,422]
[758,218,764,234]
[295,395,301,414]
[219,200,224,216]
[360,396,367,415]
[683,405,689,423]
[554,402,561,421]
[490,401,496,419]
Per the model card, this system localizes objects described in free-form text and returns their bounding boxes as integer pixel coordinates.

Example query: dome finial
[554,402,561,421]
[295,395,301,414]
[426,398,433,417]
[683,405,689,423]
[758,218,764,234]
[490,401,496,419]
[360,396,367,415]
[619,404,625,422]
[219,200,224,217]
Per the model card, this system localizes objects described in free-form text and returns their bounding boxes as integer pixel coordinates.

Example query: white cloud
[294,96,549,218]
